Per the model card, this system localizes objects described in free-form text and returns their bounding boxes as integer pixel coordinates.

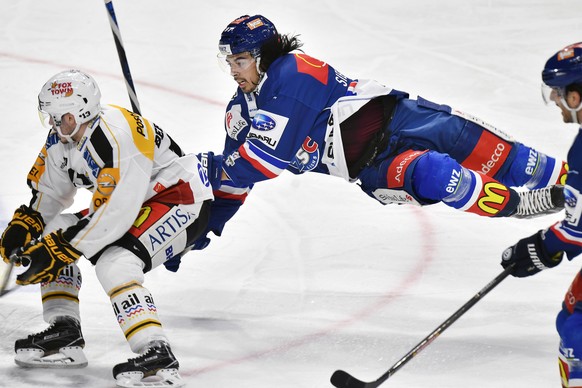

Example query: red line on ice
[182,206,435,377]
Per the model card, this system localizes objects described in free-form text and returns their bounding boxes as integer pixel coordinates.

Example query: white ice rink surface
[2,1,582,387]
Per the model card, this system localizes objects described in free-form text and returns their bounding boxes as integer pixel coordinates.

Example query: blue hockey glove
[501,230,563,277]
[197,152,223,189]
[15,230,82,285]
[163,236,211,272]
[0,205,44,265]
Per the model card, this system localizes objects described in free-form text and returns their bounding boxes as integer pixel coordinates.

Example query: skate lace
[128,347,155,363]
[127,342,168,364]
[27,317,78,339]
[28,321,58,338]
[517,187,554,216]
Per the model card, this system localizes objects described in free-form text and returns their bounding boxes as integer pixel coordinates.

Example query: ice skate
[513,185,565,219]
[113,340,184,388]
[14,316,87,368]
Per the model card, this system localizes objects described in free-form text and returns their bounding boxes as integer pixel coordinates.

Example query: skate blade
[15,346,88,368]
[116,368,184,387]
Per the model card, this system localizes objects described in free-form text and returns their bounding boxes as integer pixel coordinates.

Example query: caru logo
[252,113,276,131]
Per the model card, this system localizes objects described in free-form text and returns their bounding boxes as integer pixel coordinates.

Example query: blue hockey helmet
[542,43,582,88]
[542,43,582,123]
[218,15,278,57]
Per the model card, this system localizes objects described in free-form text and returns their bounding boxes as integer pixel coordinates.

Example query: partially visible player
[0,70,213,387]
[501,42,582,388]
[167,15,568,271]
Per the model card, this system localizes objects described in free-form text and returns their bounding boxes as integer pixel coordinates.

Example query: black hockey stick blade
[331,369,377,388]
[330,264,515,388]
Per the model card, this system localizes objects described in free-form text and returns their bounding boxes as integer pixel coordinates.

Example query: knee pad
[412,152,465,201]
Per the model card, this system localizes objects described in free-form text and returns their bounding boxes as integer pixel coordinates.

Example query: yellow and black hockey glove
[15,230,82,285]
[0,205,44,264]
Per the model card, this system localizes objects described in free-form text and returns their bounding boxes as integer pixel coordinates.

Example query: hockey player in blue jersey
[172,14,568,269]
[501,43,582,388]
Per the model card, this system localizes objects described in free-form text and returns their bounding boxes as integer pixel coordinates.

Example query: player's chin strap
[560,96,582,124]
[56,122,83,143]
[254,56,266,86]
[56,116,99,143]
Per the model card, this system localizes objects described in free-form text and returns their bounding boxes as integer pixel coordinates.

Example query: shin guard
[443,169,518,217]
[41,263,82,323]
[109,281,166,353]
[501,144,568,189]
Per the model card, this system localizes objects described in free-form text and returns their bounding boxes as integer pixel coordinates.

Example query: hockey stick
[103,0,141,115]
[0,261,14,296]
[330,264,515,388]
[0,250,24,297]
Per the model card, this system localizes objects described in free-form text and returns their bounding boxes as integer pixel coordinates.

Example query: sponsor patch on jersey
[290,136,320,172]
[96,168,118,196]
[249,110,288,150]
[113,105,155,161]
[225,104,248,140]
[27,147,47,184]
[92,167,119,210]
[252,113,276,131]
[83,148,101,178]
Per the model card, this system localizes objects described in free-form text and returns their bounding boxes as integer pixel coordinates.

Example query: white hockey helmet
[38,70,101,141]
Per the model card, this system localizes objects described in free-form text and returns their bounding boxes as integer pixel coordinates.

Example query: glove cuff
[534,231,563,270]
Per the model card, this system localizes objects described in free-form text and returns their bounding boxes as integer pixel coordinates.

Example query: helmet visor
[217,52,256,74]
[541,83,566,105]
[37,107,63,130]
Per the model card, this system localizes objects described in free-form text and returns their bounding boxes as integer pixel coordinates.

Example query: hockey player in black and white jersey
[0,70,214,387]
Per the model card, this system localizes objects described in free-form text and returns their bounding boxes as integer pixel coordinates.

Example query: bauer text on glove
[15,231,82,285]
[0,205,44,264]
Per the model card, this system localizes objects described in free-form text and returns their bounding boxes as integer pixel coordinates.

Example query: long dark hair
[259,33,303,72]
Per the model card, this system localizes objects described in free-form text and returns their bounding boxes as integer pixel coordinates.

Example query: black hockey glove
[15,230,82,285]
[501,230,563,278]
[197,151,223,189]
[0,205,44,265]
